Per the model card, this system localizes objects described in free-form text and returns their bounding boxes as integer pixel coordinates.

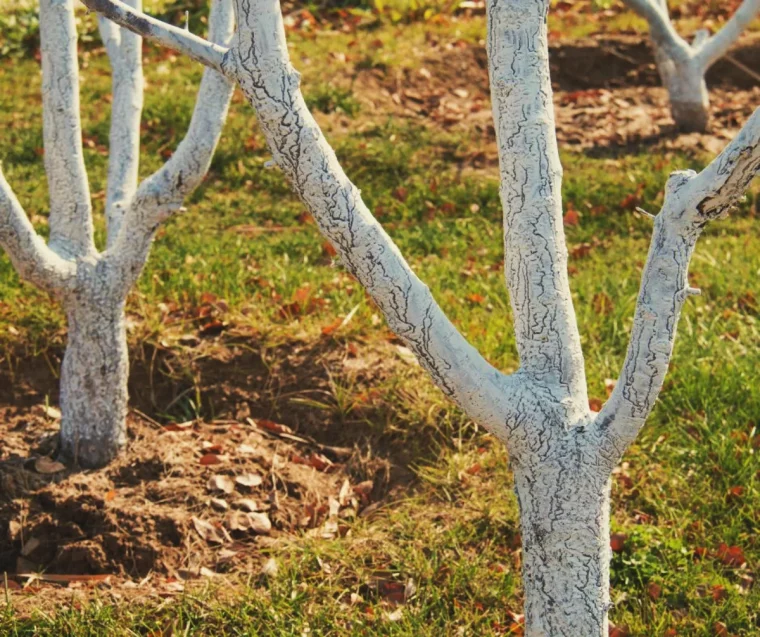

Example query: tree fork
[80,0,760,628]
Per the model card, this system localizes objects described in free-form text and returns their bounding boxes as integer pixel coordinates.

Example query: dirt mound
[0,335,415,585]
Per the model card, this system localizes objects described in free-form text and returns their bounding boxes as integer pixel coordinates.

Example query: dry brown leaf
[235,473,263,488]
[34,456,66,474]
[207,475,235,494]
[191,517,228,544]
[235,498,259,512]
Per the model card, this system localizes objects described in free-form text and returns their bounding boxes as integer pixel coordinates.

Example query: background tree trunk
[59,293,128,468]
[653,45,710,132]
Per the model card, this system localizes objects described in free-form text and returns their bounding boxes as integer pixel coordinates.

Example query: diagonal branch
[40,0,95,258]
[83,0,229,73]
[85,0,520,440]
[99,0,144,247]
[0,167,76,293]
[696,0,760,70]
[487,0,587,405]
[594,107,760,468]
[106,0,235,290]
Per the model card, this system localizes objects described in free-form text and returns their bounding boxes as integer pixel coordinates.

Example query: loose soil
[345,32,760,154]
[0,331,420,599]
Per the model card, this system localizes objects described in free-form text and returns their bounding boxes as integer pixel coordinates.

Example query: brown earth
[0,330,421,598]
[345,32,760,155]
[1,31,758,603]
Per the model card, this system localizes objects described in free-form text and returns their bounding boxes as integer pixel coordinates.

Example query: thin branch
[99,0,144,247]
[81,0,228,73]
[594,107,760,467]
[487,0,587,403]
[107,0,235,288]
[697,0,760,70]
[40,0,94,258]
[0,167,76,293]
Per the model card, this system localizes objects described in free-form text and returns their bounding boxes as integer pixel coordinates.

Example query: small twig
[724,54,760,84]
[635,206,657,219]
[132,408,164,430]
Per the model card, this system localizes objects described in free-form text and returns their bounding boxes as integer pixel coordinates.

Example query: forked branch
[84,0,229,72]
[106,0,236,290]
[596,107,760,465]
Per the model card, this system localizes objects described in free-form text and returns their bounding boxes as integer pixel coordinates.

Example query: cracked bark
[0,0,234,468]
[623,0,760,132]
[81,0,760,629]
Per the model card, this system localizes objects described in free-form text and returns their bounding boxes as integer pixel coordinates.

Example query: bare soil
[348,32,760,154]
[0,331,418,595]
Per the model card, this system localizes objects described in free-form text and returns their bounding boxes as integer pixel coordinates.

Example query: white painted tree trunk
[60,292,128,466]
[0,0,235,467]
[515,466,611,635]
[624,0,760,132]
[82,0,760,629]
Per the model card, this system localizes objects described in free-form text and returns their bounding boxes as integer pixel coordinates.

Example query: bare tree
[0,0,234,468]
[623,0,760,132]
[82,0,760,632]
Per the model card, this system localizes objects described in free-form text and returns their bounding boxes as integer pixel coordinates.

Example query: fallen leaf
[34,456,66,474]
[235,498,259,512]
[261,557,278,577]
[711,585,728,602]
[207,475,235,494]
[609,626,630,637]
[563,208,580,226]
[251,418,293,435]
[191,517,228,544]
[199,454,222,466]
[716,543,745,567]
[647,582,662,600]
[210,498,229,511]
[235,473,263,488]
[713,622,729,637]
[610,533,627,553]
[589,397,603,412]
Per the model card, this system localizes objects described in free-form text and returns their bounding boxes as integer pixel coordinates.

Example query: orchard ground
[0,1,759,635]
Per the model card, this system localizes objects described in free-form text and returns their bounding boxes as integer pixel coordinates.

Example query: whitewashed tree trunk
[83,0,760,630]
[624,0,760,132]
[0,0,235,467]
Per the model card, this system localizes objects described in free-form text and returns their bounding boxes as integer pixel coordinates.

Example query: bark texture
[0,0,234,467]
[624,0,760,132]
[78,0,760,628]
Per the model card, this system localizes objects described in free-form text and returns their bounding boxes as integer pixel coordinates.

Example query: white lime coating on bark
[624,0,760,132]
[0,0,234,467]
[56,0,760,628]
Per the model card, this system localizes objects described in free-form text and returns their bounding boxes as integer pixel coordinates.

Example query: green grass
[1,9,760,637]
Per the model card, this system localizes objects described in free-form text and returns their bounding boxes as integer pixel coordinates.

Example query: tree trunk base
[58,298,129,469]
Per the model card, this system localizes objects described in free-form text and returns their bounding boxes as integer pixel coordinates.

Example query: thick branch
[82,0,228,73]
[107,0,235,289]
[99,0,144,247]
[0,168,76,293]
[487,0,587,406]
[40,0,95,257]
[622,0,689,58]
[595,107,760,467]
[697,0,760,70]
